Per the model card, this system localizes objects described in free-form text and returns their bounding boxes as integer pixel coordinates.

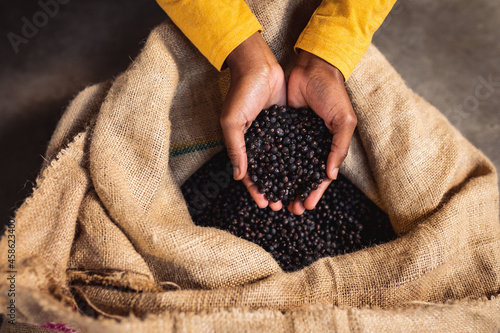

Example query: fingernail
[233,166,240,180]
[331,168,339,180]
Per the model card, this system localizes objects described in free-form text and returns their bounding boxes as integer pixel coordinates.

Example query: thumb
[325,113,357,180]
[308,88,356,180]
[220,78,256,181]
[221,68,285,180]
[221,116,248,180]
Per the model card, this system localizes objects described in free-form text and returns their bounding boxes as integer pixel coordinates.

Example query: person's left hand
[286,50,357,215]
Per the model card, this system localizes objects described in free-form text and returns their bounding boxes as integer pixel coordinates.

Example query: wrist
[295,50,345,83]
[226,32,279,77]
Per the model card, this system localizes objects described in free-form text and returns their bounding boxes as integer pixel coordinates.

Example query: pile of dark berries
[245,105,331,204]
[181,150,396,272]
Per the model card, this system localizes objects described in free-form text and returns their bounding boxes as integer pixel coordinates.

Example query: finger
[241,174,268,208]
[288,198,306,215]
[303,178,332,210]
[269,200,283,211]
[326,115,356,179]
[287,201,296,215]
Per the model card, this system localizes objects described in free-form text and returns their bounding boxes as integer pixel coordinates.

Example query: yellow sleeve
[295,0,397,81]
[156,0,262,71]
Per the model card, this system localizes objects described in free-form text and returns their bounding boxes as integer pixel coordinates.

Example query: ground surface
[1,0,499,227]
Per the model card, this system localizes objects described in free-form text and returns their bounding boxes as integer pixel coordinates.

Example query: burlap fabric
[1,0,499,331]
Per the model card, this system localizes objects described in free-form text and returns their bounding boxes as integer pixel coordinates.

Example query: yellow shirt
[156,0,396,81]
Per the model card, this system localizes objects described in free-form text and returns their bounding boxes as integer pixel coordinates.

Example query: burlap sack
[1,0,499,331]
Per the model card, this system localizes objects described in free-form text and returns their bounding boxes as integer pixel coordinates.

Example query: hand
[221,32,287,211]
[287,50,357,215]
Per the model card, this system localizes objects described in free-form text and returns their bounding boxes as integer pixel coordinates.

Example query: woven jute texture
[1,0,499,331]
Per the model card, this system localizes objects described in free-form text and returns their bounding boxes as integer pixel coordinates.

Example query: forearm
[295,0,397,80]
[156,0,262,70]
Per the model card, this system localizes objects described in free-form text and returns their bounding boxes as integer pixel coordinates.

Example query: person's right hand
[221,32,286,211]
